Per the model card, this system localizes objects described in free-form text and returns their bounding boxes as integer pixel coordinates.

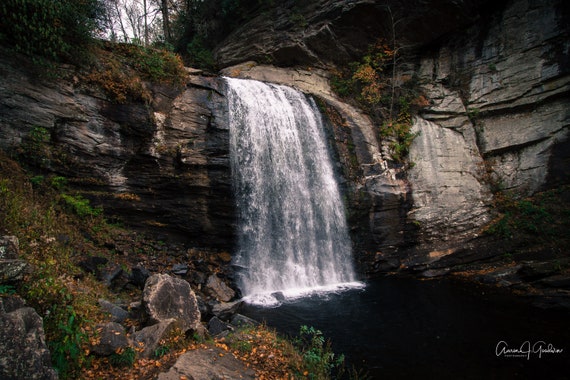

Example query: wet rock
[230,314,259,329]
[127,300,143,317]
[421,268,450,278]
[99,264,124,287]
[98,299,129,323]
[188,270,208,286]
[0,297,57,380]
[208,316,233,337]
[271,292,285,302]
[537,275,570,289]
[143,274,201,333]
[373,256,401,273]
[157,347,255,380]
[132,319,176,358]
[205,274,235,302]
[92,322,129,356]
[474,266,523,286]
[518,261,563,281]
[212,300,242,321]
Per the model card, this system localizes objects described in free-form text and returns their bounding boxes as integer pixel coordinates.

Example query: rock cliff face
[407,0,570,256]
[0,54,234,247]
[215,0,570,269]
[214,0,491,68]
[0,0,568,274]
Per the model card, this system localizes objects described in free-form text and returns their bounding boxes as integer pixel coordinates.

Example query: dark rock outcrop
[218,0,570,272]
[0,55,234,248]
[214,0,492,68]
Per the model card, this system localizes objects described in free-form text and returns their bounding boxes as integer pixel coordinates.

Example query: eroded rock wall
[0,55,234,247]
[408,0,570,256]
[216,0,569,271]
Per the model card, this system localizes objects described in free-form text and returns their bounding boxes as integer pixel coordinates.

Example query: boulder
[171,263,188,276]
[230,314,259,329]
[98,299,129,323]
[132,319,176,358]
[212,300,242,321]
[143,274,201,333]
[0,259,29,282]
[0,236,19,259]
[0,236,29,283]
[208,316,233,337]
[205,275,236,302]
[157,347,255,380]
[92,322,129,356]
[0,297,58,379]
[129,266,151,289]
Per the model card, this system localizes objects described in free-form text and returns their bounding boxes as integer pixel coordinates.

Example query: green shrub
[295,325,344,380]
[85,42,186,103]
[154,344,171,358]
[0,0,102,65]
[19,126,51,168]
[50,176,68,190]
[109,347,136,368]
[0,285,16,295]
[49,305,88,378]
[60,194,102,218]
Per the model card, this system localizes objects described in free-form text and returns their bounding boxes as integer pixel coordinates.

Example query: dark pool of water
[238,276,569,379]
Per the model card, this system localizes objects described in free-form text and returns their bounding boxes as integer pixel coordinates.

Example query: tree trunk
[144,0,149,46]
[161,0,171,43]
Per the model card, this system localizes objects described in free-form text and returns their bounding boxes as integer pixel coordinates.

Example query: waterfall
[226,77,362,305]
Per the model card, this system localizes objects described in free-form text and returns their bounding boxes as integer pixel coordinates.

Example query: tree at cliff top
[0,0,105,64]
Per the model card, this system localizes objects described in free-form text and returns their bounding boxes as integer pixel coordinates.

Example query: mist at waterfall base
[226,77,363,306]
[225,78,568,378]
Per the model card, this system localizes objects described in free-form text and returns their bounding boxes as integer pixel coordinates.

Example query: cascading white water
[226,77,362,305]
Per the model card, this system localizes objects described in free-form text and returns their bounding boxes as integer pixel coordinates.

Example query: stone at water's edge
[142,274,202,333]
[205,274,236,302]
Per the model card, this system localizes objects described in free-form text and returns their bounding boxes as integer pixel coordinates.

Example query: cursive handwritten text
[496,340,564,360]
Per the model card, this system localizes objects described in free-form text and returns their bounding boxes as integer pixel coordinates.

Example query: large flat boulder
[157,347,255,380]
